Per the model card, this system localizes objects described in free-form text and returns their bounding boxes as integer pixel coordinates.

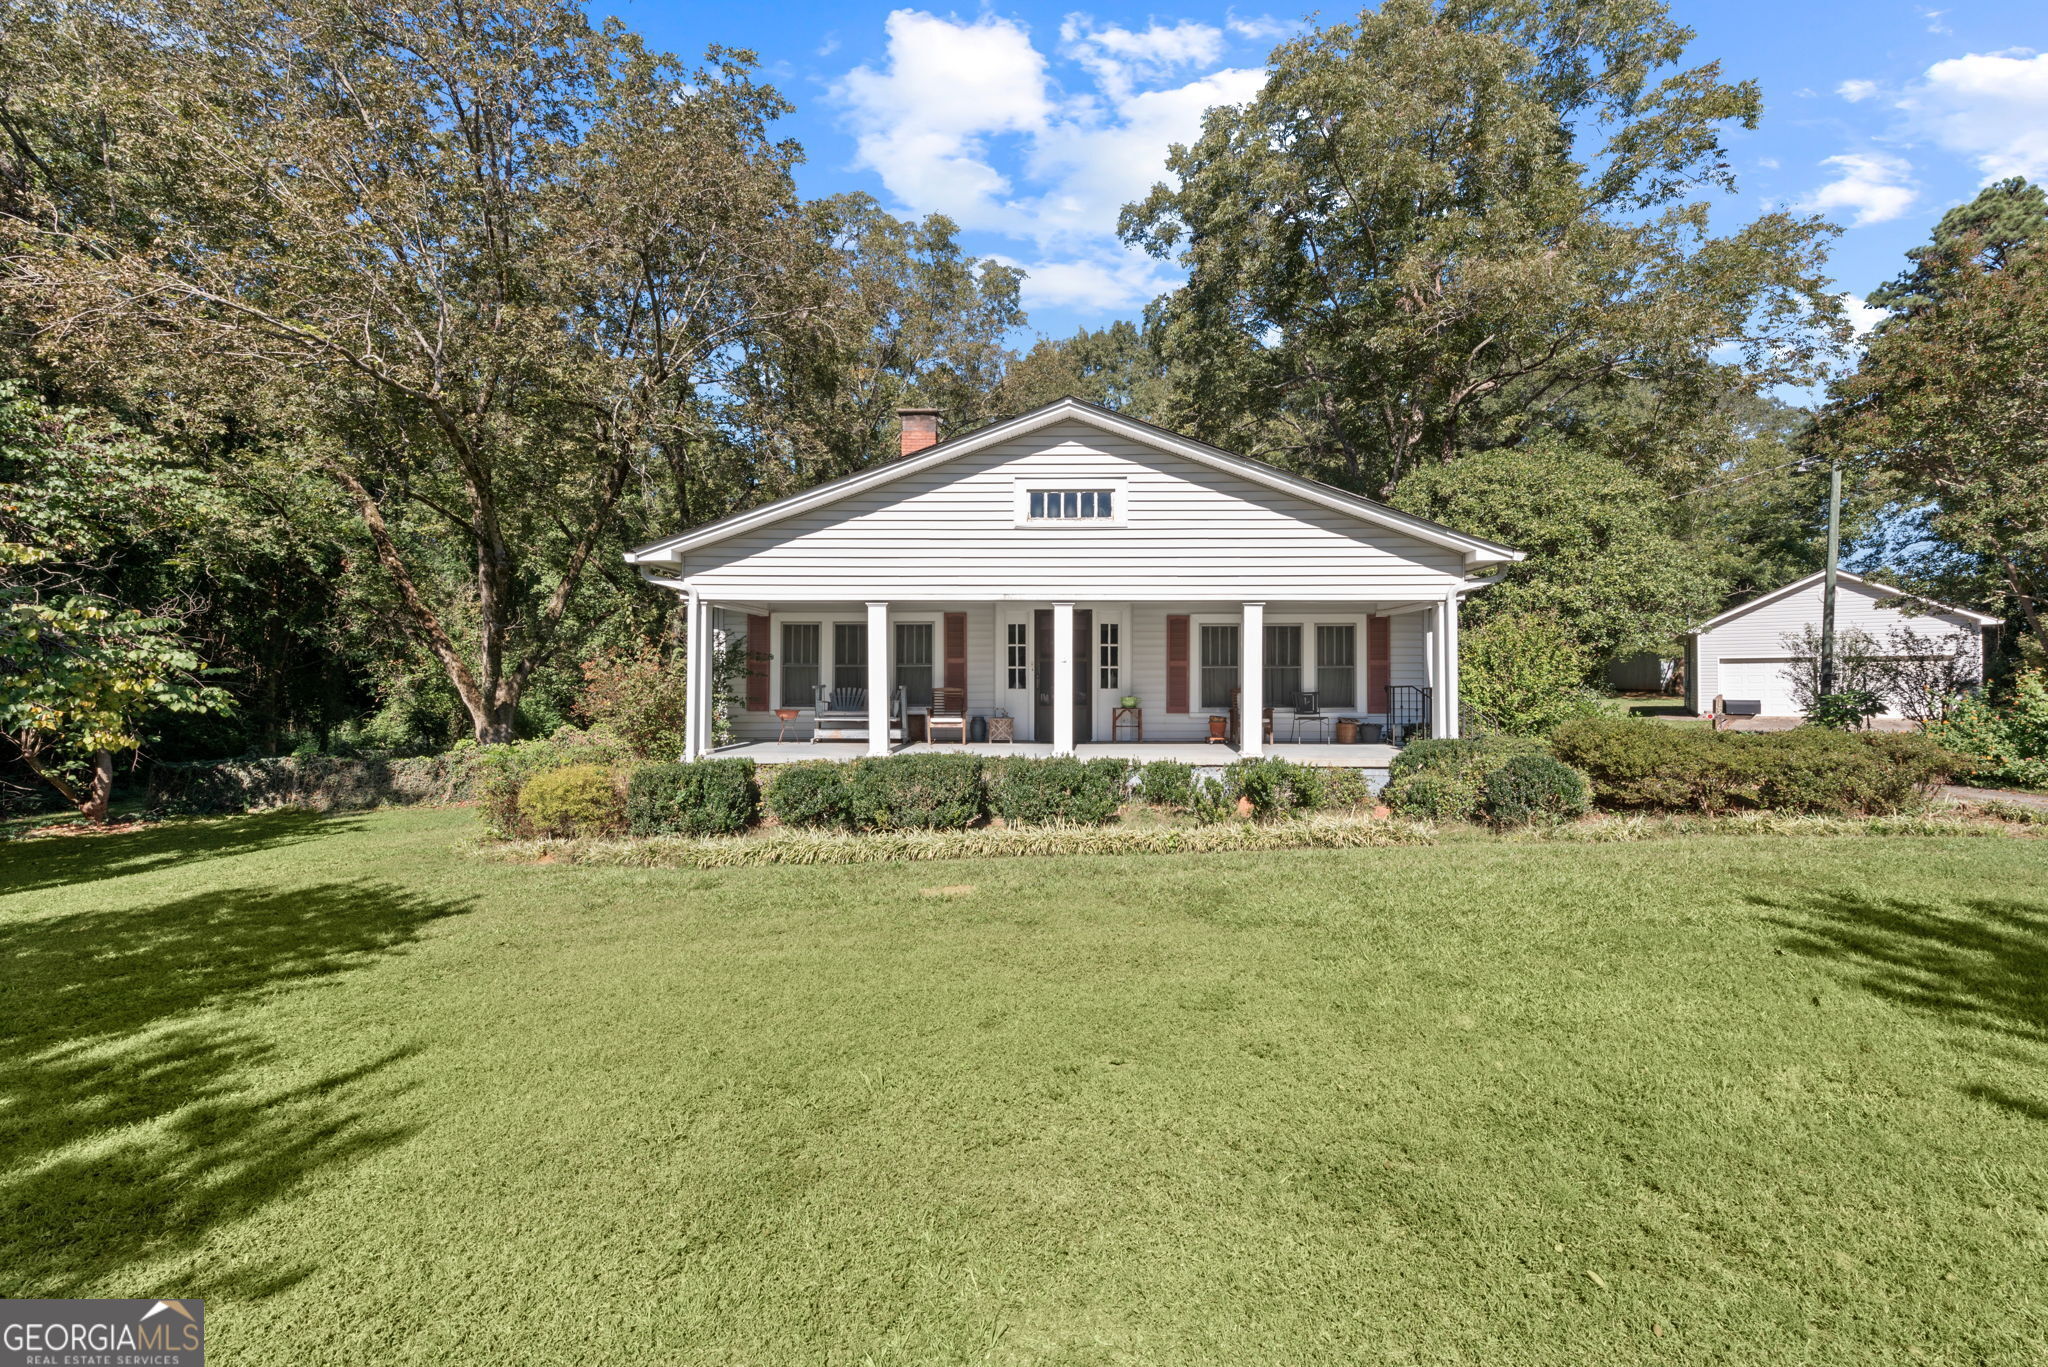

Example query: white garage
[1686,571,2001,719]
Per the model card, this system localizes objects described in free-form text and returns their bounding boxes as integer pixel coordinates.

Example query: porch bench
[811,684,908,744]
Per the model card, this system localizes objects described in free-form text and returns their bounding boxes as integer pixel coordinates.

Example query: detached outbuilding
[1685,570,2002,719]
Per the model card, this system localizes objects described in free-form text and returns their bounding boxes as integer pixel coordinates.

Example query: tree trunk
[80,750,114,823]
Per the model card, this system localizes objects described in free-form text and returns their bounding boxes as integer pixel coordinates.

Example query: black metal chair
[1291,691,1329,742]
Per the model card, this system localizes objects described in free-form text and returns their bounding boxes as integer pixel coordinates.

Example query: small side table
[1112,706,1143,742]
[774,708,800,742]
[987,715,1015,743]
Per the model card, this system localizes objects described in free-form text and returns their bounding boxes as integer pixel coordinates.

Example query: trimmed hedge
[844,753,986,830]
[518,764,625,838]
[1548,718,1955,815]
[764,761,850,828]
[988,756,1128,825]
[475,731,630,838]
[626,759,759,837]
[1134,759,1197,809]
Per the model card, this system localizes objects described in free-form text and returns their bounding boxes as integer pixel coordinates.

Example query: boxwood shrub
[1382,733,1568,825]
[1134,759,1196,809]
[626,758,759,837]
[517,763,625,838]
[1223,757,1325,819]
[1481,752,1590,828]
[844,753,986,830]
[764,761,851,828]
[989,756,1128,825]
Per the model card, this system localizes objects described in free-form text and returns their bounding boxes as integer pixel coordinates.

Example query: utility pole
[1819,462,1841,697]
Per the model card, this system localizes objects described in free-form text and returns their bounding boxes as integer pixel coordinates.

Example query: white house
[1686,570,2002,718]
[626,399,1522,762]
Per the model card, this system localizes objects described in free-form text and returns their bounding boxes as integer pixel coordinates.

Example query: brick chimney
[898,408,942,457]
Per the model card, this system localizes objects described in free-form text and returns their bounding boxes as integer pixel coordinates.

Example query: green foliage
[1383,734,1562,825]
[1134,760,1197,809]
[1222,757,1324,819]
[763,761,852,829]
[1816,188,2047,664]
[517,763,625,839]
[473,729,629,839]
[1312,768,1375,811]
[843,753,986,831]
[625,759,760,837]
[1808,690,1885,731]
[1926,671,2048,789]
[1549,719,1956,814]
[1482,753,1592,829]
[1398,451,1725,663]
[1121,0,1841,497]
[1455,609,1612,736]
[576,646,691,760]
[1382,770,1484,824]
[988,757,1127,826]
[147,752,484,814]
[1000,321,1174,420]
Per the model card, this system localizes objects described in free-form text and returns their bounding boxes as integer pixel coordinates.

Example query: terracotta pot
[1335,719,1359,744]
[1208,715,1228,740]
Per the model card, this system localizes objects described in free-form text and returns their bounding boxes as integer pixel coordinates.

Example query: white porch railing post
[683,590,705,761]
[866,601,891,756]
[1422,602,1441,736]
[1052,602,1075,755]
[1240,601,1265,757]
[1440,588,1461,740]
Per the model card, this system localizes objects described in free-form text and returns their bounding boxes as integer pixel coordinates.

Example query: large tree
[1120,0,1845,497]
[4,0,827,742]
[1816,180,2048,662]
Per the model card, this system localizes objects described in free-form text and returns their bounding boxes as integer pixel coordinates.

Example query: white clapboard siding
[678,420,1466,600]
[1691,574,1992,717]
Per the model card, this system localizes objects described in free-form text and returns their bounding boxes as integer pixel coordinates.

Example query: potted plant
[1119,694,1140,709]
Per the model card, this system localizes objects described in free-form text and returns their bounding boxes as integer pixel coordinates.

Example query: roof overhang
[625,398,1524,571]
[1689,570,2004,635]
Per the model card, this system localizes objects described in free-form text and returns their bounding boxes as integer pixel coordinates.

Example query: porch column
[1422,603,1441,736]
[1440,588,1462,740]
[866,601,891,756]
[1240,601,1265,757]
[683,589,706,761]
[1052,601,1075,755]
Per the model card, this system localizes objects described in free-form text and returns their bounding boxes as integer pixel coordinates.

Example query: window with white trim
[1099,622,1119,690]
[832,623,867,692]
[1006,623,1028,689]
[1264,624,1303,707]
[1028,489,1114,519]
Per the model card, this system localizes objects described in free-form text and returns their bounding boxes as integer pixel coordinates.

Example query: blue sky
[606,0,2048,356]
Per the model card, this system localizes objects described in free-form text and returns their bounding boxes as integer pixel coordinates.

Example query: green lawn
[4,808,2045,1364]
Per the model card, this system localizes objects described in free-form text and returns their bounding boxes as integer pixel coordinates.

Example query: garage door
[1714,658,1802,716]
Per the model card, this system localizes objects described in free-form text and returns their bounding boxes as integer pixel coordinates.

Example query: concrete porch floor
[711,739,1400,768]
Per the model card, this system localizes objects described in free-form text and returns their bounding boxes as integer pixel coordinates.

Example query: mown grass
[4,806,2046,1364]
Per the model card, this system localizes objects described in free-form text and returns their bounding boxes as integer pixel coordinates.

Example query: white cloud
[834,7,1267,314]
[1900,48,2048,180]
[1837,78,1880,102]
[1798,151,1919,226]
[1920,8,1952,36]
[1226,13,1296,42]
[1838,292,1888,338]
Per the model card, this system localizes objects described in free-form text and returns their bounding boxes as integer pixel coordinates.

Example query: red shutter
[745,613,771,711]
[1166,615,1190,713]
[1367,615,1391,713]
[943,612,967,695]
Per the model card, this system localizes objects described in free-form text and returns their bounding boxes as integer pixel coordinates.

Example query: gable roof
[625,397,1524,567]
[1691,570,2003,635]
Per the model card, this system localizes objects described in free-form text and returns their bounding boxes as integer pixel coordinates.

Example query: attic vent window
[1029,489,1113,519]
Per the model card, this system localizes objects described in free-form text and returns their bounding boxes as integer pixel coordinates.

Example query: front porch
[708,739,1403,768]
[676,596,1462,762]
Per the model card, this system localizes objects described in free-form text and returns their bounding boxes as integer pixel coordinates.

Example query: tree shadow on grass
[0,810,364,898]
[1758,890,2048,1046]
[0,879,470,1296]
[1757,888,2048,1118]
